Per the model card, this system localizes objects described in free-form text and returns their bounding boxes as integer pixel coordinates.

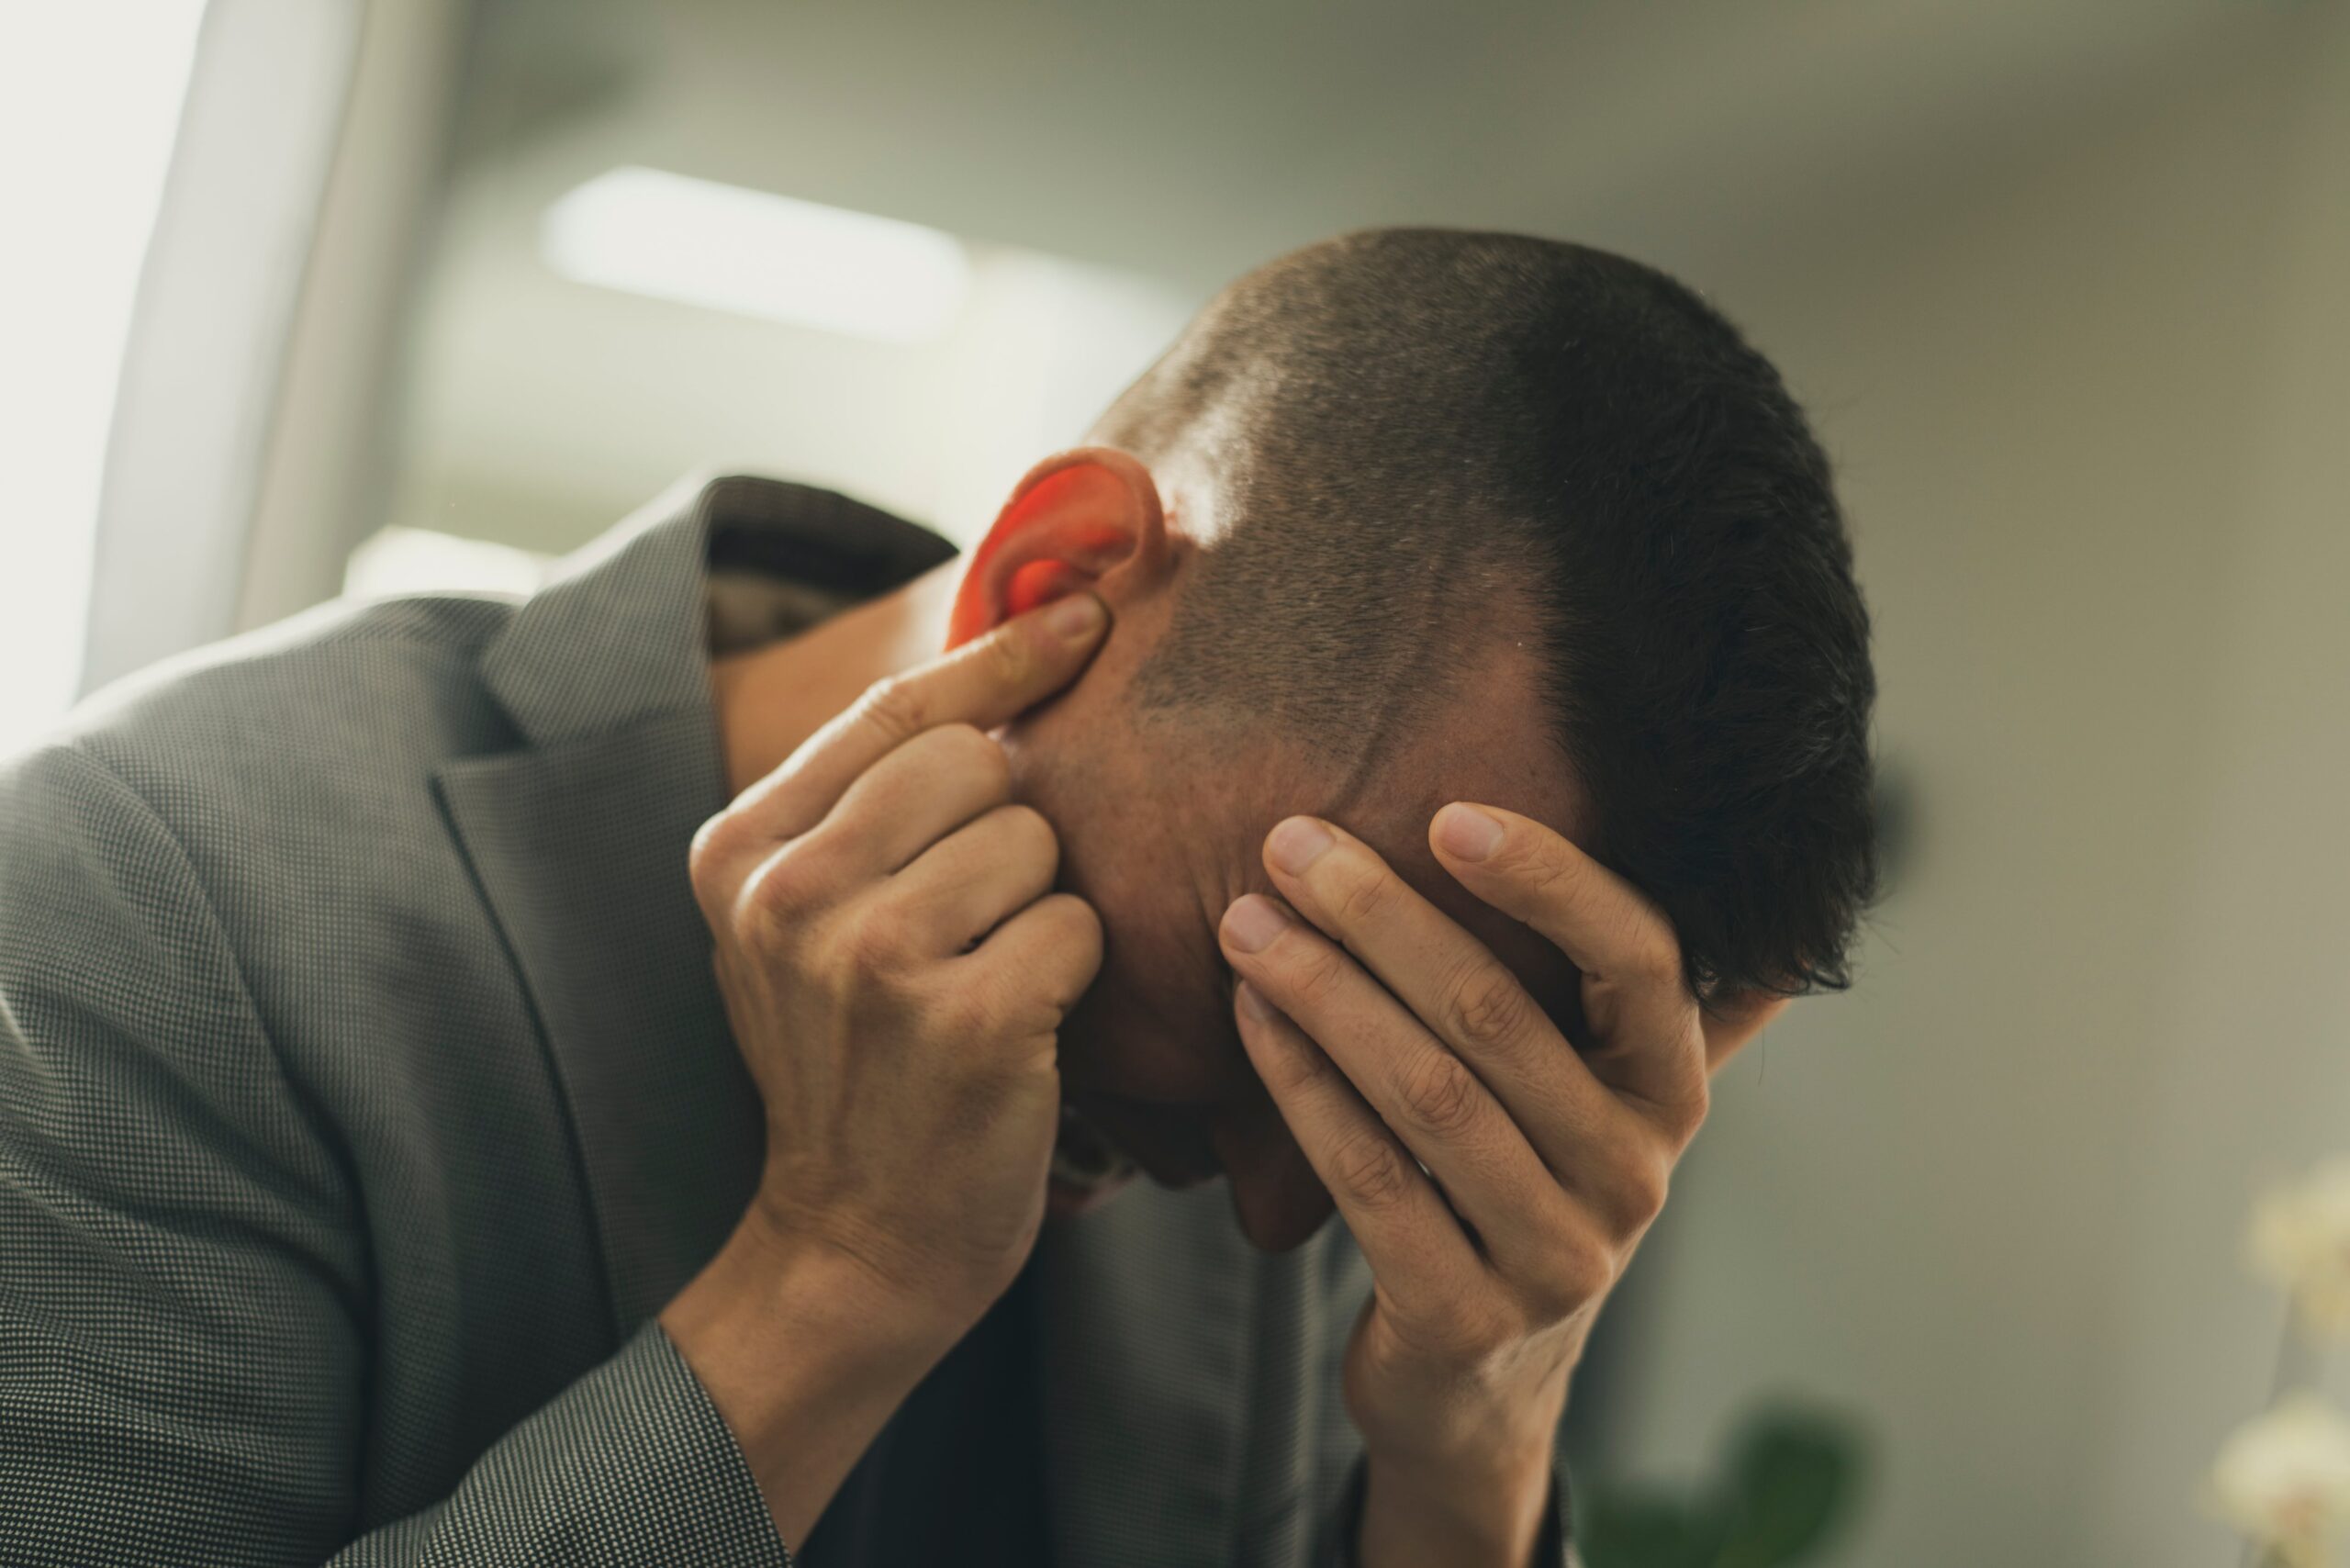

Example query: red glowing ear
[946,449,1164,649]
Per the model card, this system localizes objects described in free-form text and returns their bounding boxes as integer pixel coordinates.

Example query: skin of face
[997,588,1593,1254]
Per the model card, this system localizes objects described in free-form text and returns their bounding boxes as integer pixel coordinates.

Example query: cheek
[1058,918,1251,1103]
[1003,736,1251,1097]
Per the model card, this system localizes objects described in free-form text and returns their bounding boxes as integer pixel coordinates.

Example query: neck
[710,561,961,797]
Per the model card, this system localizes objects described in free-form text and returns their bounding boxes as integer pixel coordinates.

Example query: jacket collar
[479,472,959,750]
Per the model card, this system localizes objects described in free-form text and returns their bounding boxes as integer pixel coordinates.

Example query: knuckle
[1444,964,1537,1055]
[979,622,1035,686]
[1553,1234,1618,1303]
[1579,1118,1680,1230]
[1526,1243,1606,1322]
[1623,920,1685,987]
[739,846,818,928]
[1287,943,1350,1004]
[1669,1071,1711,1144]
[1617,1159,1671,1231]
[834,906,912,975]
[1501,834,1575,895]
[1516,1263,1580,1327]
[937,978,1007,1045]
[1331,864,1395,926]
[1394,1049,1485,1138]
[688,812,742,902]
[1330,1130,1418,1212]
[968,893,1102,1018]
[1258,1030,1334,1100]
[855,675,932,743]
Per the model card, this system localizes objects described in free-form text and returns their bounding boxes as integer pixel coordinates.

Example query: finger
[885,803,1059,955]
[959,890,1104,1052]
[1430,803,1706,1132]
[1229,980,1483,1317]
[1701,989,1792,1074]
[1221,895,1583,1273]
[1256,815,1624,1181]
[816,722,1012,876]
[729,593,1108,842]
[696,722,1011,924]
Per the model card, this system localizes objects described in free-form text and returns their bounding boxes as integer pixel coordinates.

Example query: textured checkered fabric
[0,476,1573,1565]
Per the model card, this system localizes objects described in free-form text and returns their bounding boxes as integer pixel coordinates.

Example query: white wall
[386,224,1191,556]
[75,0,364,694]
[0,3,205,744]
[235,0,471,631]
[1607,10,2350,1564]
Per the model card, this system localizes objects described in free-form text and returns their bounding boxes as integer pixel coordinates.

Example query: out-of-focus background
[8,2,2348,1562]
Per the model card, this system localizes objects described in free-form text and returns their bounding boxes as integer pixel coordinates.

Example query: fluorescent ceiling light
[541,165,972,344]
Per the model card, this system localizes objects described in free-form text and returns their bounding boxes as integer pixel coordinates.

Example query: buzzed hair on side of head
[1095,228,1877,1001]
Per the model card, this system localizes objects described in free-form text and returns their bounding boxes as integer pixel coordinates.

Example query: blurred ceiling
[394,0,2251,552]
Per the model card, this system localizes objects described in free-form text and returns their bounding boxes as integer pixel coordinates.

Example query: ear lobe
[947,447,1168,649]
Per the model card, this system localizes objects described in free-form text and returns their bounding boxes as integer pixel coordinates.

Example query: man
[0,230,1875,1565]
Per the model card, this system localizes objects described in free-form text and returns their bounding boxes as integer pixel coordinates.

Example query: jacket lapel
[431,475,957,1338]
[436,711,755,1338]
[431,477,755,1337]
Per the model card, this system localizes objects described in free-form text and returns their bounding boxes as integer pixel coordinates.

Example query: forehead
[1306,720,1583,1010]
[1025,609,1594,1058]
[1193,638,1594,1027]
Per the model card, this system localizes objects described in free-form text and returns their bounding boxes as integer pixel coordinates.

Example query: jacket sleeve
[0,744,789,1567]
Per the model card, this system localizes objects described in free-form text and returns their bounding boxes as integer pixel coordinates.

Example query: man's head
[948,229,1876,1251]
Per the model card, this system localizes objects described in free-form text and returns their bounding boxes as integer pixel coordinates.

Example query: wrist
[733,1188,973,1357]
[659,1205,959,1545]
[1357,1443,1554,1568]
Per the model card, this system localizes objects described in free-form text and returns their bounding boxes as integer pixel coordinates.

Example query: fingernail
[1265,816,1334,876]
[1434,802,1505,861]
[1235,980,1277,1022]
[1047,593,1104,641]
[1222,894,1289,954]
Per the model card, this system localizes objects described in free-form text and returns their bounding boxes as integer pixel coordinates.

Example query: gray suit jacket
[0,476,1572,1565]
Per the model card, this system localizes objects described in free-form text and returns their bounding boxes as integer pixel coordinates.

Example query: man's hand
[1217,804,1786,1567]
[664,594,1109,1547]
[688,591,1110,1334]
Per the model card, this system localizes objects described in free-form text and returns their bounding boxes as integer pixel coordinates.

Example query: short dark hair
[1098,229,1876,1001]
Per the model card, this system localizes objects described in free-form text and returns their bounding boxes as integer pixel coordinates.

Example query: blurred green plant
[1574,1407,1866,1568]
